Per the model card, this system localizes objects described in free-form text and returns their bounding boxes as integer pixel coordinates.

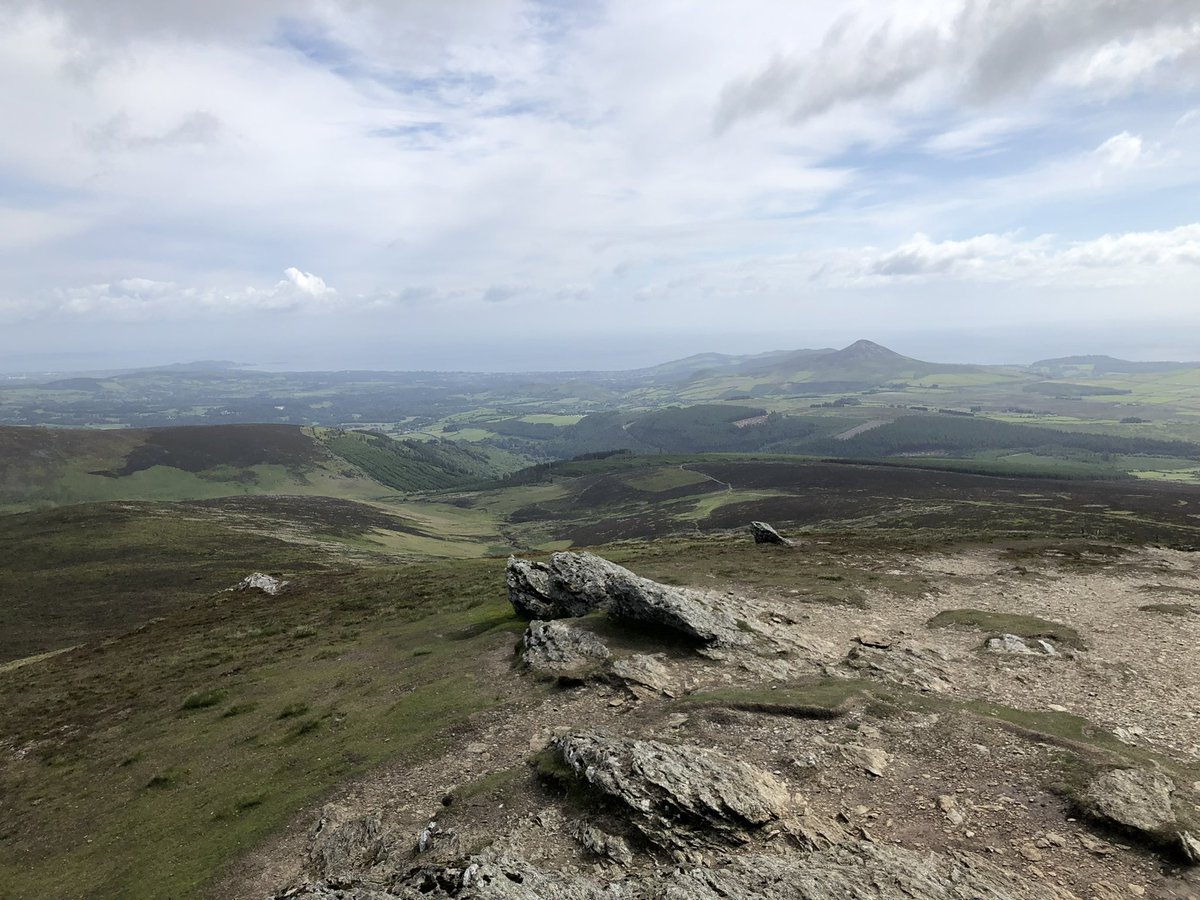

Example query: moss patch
[927,608,1086,649]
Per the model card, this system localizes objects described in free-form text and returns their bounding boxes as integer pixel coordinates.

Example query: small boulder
[985,633,1056,655]
[233,572,288,595]
[749,521,792,546]
[842,745,890,777]
[521,620,611,680]
[1083,768,1177,836]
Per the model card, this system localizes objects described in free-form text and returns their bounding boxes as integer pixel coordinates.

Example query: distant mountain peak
[836,339,907,358]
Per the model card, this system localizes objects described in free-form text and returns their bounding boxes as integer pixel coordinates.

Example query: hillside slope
[0,424,521,510]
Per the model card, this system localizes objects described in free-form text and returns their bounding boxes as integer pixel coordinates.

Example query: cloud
[1,267,343,322]
[0,1,1198,367]
[715,0,1200,130]
[826,224,1200,285]
[1095,132,1144,169]
[281,267,332,298]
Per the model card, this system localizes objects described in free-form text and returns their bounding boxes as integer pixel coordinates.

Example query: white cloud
[824,224,1200,286]
[281,267,332,299]
[2,268,343,322]
[1095,132,1144,169]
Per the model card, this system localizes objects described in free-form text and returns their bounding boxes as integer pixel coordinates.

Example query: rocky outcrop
[381,843,1079,899]
[507,553,637,619]
[304,806,385,885]
[549,731,789,853]
[520,620,611,679]
[749,521,792,546]
[508,552,747,646]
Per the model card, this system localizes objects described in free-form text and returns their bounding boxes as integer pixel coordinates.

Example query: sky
[1,0,1199,372]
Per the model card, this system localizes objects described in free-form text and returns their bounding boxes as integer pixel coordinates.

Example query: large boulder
[605,578,747,647]
[520,620,611,679]
[508,552,747,646]
[1084,768,1176,835]
[548,731,789,853]
[506,552,641,619]
[1080,767,1200,862]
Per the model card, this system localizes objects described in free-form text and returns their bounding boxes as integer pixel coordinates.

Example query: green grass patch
[682,678,869,718]
[927,608,1086,649]
[179,689,227,711]
[0,555,529,900]
[1139,603,1198,616]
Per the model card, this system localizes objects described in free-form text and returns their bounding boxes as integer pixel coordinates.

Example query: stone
[305,806,384,884]
[507,552,639,619]
[854,631,893,649]
[520,620,611,679]
[1083,768,1177,836]
[385,842,1080,899]
[232,572,288,595]
[985,634,1057,655]
[937,795,966,826]
[842,745,890,777]
[843,644,952,693]
[1078,833,1114,855]
[508,552,748,646]
[575,822,635,866]
[550,730,789,852]
[610,654,675,698]
[749,521,792,546]
[1178,830,1200,863]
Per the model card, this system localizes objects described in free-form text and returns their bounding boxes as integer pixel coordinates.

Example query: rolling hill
[0,424,522,511]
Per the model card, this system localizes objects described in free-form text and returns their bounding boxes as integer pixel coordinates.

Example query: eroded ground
[231,539,1200,900]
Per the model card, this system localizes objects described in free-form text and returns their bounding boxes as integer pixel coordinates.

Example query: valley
[2,343,1200,899]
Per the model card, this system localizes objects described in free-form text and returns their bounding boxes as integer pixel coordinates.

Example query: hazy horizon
[4,328,1199,377]
[2,1,1198,372]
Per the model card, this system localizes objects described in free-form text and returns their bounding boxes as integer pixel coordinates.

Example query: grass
[681,678,870,718]
[1139,603,1198,616]
[926,609,1086,649]
[179,689,227,711]
[0,503,335,663]
[0,554,531,900]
